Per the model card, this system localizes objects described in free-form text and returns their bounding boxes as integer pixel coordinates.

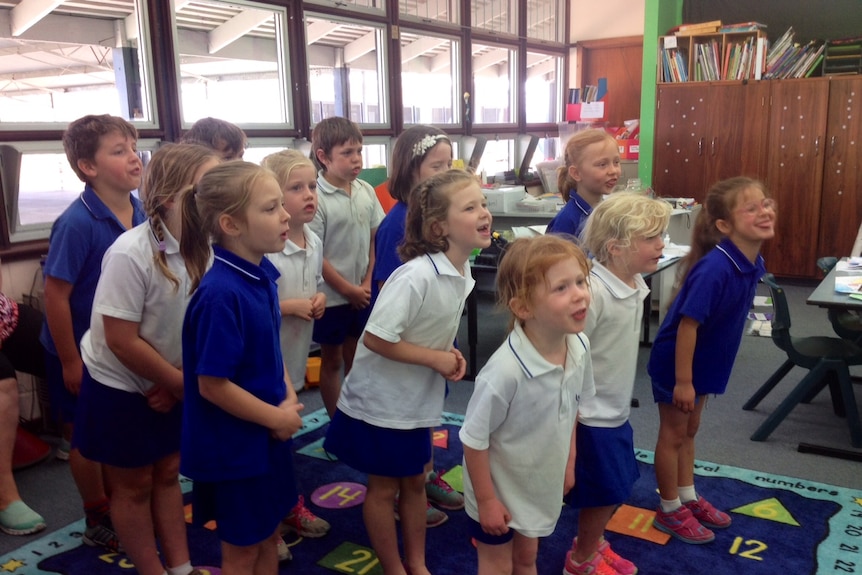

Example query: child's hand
[146,386,177,413]
[478,498,511,536]
[310,293,326,319]
[61,358,84,395]
[290,299,315,321]
[672,383,696,413]
[347,284,371,309]
[271,401,304,441]
[445,348,467,381]
[432,350,463,380]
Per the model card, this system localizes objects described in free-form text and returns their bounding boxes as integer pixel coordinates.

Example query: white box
[484,186,526,214]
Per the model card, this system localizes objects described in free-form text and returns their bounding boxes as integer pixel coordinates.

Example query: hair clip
[412,134,445,159]
[158,240,167,252]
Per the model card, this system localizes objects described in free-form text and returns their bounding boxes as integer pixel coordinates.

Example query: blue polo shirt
[648,237,766,397]
[39,185,145,355]
[181,245,286,482]
[371,200,408,303]
[546,191,592,239]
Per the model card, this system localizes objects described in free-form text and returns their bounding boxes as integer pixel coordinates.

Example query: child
[648,177,775,544]
[180,161,305,573]
[74,143,218,575]
[372,126,463,528]
[562,192,672,575]
[40,113,146,552]
[261,150,331,544]
[181,117,247,161]
[308,117,385,416]
[546,129,621,240]
[461,234,594,575]
[324,169,490,575]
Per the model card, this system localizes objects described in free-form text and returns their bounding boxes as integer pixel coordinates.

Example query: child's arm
[43,276,83,394]
[673,316,699,413]
[564,414,577,495]
[322,259,369,309]
[279,297,316,321]
[198,375,304,441]
[310,292,326,319]
[362,228,377,293]
[463,445,511,535]
[364,332,465,381]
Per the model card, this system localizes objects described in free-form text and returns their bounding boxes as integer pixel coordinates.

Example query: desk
[641,255,682,345]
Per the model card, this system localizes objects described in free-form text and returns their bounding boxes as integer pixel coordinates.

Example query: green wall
[638,0,683,187]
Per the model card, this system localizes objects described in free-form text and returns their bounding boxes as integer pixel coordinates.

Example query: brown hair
[496,235,590,330]
[63,114,138,183]
[141,143,218,291]
[181,117,247,160]
[557,129,617,202]
[398,169,476,261]
[388,125,451,203]
[310,116,364,172]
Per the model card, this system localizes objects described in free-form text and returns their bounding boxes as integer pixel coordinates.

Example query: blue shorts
[74,369,181,468]
[313,304,371,346]
[467,516,515,545]
[323,409,431,477]
[565,421,639,508]
[192,439,297,547]
[44,351,77,425]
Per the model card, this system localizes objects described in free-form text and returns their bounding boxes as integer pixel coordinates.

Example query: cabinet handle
[711,138,716,156]
[831,135,836,155]
[815,136,820,156]
[698,138,703,156]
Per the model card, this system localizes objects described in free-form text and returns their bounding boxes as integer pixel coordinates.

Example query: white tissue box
[484,186,526,214]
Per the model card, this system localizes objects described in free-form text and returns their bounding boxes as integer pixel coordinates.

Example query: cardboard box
[616,139,639,160]
[484,186,526,214]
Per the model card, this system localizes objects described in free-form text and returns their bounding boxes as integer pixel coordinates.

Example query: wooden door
[763,78,829,278]
[653,84,711,201]
[818,75,862,260]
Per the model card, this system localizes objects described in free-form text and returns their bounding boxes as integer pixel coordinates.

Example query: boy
[308,117,384,417]
[40,114,146,552]
[180,117,247,161]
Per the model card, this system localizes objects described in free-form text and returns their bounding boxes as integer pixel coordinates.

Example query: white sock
[167,562,192,575]
[660,497,682,513]
[678,485,697,503]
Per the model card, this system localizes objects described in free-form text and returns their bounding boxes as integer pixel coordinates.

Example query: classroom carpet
[2,408,861,575]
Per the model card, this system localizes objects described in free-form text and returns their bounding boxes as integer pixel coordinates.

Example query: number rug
[2,409,860,575]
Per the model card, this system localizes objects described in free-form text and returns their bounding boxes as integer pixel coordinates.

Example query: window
[399,0,458,26]
[472,42,516,125]
[471,0,517,36]
[306,14,388,127]
[476,137,514,177]
[304,0,385,16]
[0,0,155,126]
[172,0,292,127]
[400,30,460,126]
[525,50,563,123]
[526,0,564,42]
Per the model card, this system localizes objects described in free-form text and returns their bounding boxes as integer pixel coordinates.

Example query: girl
[546,129,621,240]
[372,126,463,527]
[648,177,775,544]
[261,150,330,545]
[74,143,219,575]
[180,162,305,574]
[562,193,672,575]
[324,169,491,575]
[461,234,595,575]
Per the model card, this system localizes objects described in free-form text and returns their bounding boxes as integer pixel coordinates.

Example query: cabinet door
[763,79,829,278]
[653,84,710,201]
[818,76,862,259]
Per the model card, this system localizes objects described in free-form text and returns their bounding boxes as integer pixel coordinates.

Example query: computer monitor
[460,136,487,173]
[515,134,540,183]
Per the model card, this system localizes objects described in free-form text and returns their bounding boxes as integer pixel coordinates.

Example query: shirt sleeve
[459,369,515,451]
[363,267,425,343]
[92,242,148,323]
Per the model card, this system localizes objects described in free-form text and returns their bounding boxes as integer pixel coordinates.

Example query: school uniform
[324,251,473,477]
[76,222,189,468]
[266,227,324,392]
[181,245,296,546]
[648,237,766,403]
[371,200,408,303]
[546,191,592,239]
[460,323,595,538]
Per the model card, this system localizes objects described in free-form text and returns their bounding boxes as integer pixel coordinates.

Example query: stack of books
[718,21,766,34]
[823,37,862,75]
[673,20,721,36]
[764,27,825,79]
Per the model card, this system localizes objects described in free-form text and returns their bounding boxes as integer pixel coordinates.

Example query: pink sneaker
[563,550,620,575]
[653,505,715,544]
[684,496,731,529]
[572,537,637,575]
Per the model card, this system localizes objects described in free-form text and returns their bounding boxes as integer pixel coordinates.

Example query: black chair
[816,257,862,342]
[743,274,862,448]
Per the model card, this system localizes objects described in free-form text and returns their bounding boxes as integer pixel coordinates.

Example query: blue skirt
[192,438,297,546]
[75,370,181,468]
[565,421,639,508]
[324,409,431,477]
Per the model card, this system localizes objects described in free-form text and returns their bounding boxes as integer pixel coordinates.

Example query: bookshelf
[658,30,767,83]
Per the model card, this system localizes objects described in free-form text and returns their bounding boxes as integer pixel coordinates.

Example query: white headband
[412,134,446,159]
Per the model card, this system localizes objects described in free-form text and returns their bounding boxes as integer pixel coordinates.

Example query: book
[719,22,766,34]
[674,20,722,36]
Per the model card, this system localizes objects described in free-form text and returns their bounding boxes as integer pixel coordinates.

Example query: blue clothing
[371,200,408,303]
[648,238,766,400]
[545,191,592,239]
[39,185,145,355]
[181,245,288,482]
[565,421,639,508]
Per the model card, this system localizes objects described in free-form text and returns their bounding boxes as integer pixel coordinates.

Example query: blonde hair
[496,235,590,330]
[399,169,476,262]
[142,143,218,290]
[181,161,277,292]
[261,149,316,189]
[582,192,672,265]
[557,129,617,202]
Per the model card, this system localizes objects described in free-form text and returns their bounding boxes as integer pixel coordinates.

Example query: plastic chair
[742,274,862,447]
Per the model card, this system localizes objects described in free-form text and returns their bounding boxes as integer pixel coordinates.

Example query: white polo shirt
[460,323,595,538]
[265,227,324,392]
[81,222,191,394]
[337,251,474,429]
[578,261,650,427]
[308,173,384,306]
